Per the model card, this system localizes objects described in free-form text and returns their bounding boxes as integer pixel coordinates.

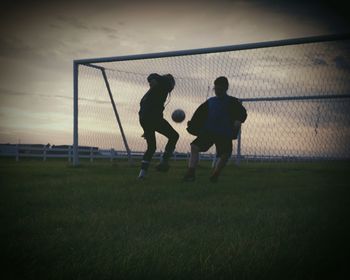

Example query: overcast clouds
[0,0,349,148]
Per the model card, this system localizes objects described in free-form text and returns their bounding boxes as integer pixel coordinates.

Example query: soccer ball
[171,109,186,123]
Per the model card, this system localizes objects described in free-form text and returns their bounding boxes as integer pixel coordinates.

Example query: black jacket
[139,74,172,120]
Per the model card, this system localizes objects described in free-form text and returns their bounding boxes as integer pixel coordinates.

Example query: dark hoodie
[139,73,174,120]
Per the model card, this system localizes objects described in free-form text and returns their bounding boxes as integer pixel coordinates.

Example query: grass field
[0,158,349,279]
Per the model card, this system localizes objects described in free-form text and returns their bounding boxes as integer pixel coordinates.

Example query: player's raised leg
[155,118,179,172]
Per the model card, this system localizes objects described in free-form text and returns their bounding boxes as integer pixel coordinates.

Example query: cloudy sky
[0,0,349,153]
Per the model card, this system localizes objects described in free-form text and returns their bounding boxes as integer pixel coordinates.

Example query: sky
[0,0,349,156]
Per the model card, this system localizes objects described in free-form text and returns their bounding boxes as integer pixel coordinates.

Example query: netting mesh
[243,99,350,160]
[77,38,350,160]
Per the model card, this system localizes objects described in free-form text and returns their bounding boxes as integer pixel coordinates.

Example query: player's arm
[230,98,247,139]
[186,101,208,136]
[233,120,242,128]
[231,97,247,123]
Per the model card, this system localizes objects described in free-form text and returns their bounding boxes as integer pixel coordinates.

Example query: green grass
[0,158,349,280]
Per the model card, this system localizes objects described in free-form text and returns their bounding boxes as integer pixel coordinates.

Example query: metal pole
[68,146,71,162]
[110,149,114,162]
[73,62,79,166]
[240,94,350,103]
[100,68,132,161]
[236,128,242,165]
[211,154,217,168]
[16,144,19,161]
[43,146,46,161]
[236,101,243,165]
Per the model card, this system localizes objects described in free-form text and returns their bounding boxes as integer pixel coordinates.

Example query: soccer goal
[73,34,350,166]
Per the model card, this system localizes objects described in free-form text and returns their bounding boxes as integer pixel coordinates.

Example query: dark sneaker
[156,162,170,172]
[138,169,147,179]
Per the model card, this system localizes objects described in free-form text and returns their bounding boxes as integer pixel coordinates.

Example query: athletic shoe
[138,169,147,179]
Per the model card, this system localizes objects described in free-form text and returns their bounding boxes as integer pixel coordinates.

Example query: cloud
[311,58,327,66]
[56,15,90,30]
[0,87,123,108]
[0,35,35,58]
[334,56,350,71]
[55,15,120,38]
[0,87,71,101]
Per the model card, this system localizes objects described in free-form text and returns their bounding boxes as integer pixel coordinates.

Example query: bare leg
[156,118,179,162]
[155,118,179,172]
[210,153,230,182]
[189,144,200,168]
[138,124,156,179]
[183,144,200,181]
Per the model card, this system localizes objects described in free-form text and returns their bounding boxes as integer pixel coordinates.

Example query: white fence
[0,145,217,163]
[1,145,347,164]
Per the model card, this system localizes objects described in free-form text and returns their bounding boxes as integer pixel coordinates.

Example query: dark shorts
[139,116,179,161]
[191,133,232,157]
[139,117,176,140]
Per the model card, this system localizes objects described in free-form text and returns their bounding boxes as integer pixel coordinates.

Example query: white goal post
[73,34,350,166]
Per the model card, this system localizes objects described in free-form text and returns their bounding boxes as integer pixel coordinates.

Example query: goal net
[73,34,350,164]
